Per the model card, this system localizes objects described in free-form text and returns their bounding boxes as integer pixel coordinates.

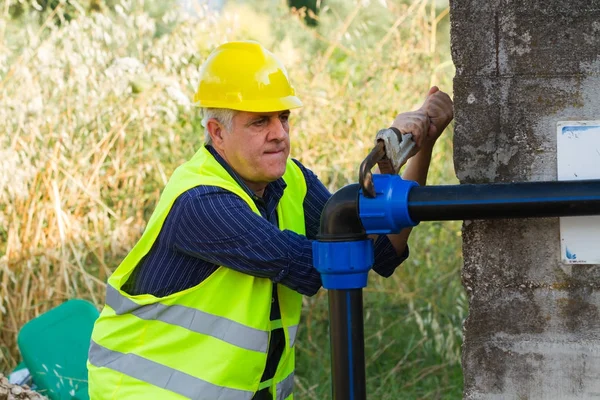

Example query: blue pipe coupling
[312,240,374,289]
[359,174,419,234]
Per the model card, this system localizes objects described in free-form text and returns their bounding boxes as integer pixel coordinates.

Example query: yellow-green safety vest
[87,146,307,400]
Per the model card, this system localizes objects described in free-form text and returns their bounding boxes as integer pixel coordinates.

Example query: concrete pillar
[450,1,600,398]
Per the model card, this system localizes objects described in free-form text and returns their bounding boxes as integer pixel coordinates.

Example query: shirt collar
[205,145,287,203]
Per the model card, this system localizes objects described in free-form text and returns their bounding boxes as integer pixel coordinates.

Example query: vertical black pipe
[328,289,367,400]
[316,183,369,400]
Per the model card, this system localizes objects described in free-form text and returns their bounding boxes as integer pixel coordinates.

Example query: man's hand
[390,110,430,151]
[390,86,454,151]
[418,86,454,147]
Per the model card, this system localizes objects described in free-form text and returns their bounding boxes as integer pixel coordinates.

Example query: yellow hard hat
[193,41,303,112]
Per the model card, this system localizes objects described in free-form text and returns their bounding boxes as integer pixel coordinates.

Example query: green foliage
[288,0,321,26]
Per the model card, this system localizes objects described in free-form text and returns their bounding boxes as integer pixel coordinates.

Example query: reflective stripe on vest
[277,371,295,400]
[256,371,294,400]
[106,285,269,353]
[287,325,298,348]
[88,341,254,400]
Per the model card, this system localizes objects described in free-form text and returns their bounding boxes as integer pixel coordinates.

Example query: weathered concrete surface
[451,0,600,398]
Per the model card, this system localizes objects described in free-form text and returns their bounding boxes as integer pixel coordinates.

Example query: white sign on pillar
[557,121,600,264]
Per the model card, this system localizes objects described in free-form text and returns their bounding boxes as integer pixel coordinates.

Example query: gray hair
[201,108,237,145]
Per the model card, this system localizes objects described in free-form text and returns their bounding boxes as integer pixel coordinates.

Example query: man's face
[218,110,291,189]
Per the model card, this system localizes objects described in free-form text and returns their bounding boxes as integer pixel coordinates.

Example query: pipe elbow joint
[316,183,367,241]
[313,184,372,289]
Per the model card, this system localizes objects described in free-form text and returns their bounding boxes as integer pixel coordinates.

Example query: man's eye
[280,114,289,123]
[253,118,267,126]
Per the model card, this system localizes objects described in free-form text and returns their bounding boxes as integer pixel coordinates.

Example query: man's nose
[268,118,287,141]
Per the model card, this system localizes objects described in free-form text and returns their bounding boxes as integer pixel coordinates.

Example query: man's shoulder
[290,158,319,185]
[166,184,250,228]
[290,158,310,171]
[174,184,241,211]
[178,184,228,199]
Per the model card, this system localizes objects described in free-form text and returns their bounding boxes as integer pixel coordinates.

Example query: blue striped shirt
[124,146,408,297]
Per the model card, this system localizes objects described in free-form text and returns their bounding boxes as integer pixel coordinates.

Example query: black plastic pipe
[408,179,600,221]
[316,183,367,400]
[317,183,367,241]
[328,289,367,400]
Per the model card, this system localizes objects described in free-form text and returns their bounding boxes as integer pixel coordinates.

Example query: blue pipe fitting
[312,240,374,289]
[359,174,419,234]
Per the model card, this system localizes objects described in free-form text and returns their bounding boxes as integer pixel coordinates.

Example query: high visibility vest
[87,146,307,400]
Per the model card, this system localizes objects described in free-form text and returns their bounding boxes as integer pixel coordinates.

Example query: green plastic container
[17,299,100,400]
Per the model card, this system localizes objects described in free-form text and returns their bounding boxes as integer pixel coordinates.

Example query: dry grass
[0,0,461,395]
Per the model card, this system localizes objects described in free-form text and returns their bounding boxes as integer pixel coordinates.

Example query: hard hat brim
[194,95,303,112]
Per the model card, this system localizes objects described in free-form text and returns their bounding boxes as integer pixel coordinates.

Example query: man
[87,41,453,400]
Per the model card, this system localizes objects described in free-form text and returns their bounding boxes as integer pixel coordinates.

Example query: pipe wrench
[359,127,416,198]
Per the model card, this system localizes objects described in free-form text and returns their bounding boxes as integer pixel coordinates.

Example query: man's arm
[377,86,454,256]
[171,189,322,296]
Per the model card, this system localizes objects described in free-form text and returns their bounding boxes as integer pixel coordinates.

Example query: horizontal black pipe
[329,289,367,400]
[408,179,600,221]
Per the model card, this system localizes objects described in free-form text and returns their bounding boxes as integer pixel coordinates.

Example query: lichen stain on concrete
[583,21,600,45]
[499,10,532,57]
[557,292,599,333]
[554,267,600,333]
[579,55,600,75]
[462,341,509,395]
[468,291,548,336]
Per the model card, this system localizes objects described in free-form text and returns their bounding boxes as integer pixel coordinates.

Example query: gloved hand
[390,110,431,150]
[417,86,454,148]
[390,86,453,149]
[377,87,453,175]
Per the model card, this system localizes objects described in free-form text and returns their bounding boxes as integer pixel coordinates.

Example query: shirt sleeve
[293,159,409,276]
[372,236,409,277]
[171,188,323,296]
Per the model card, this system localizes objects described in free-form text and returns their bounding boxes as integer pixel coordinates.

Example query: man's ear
[206,119,225,147]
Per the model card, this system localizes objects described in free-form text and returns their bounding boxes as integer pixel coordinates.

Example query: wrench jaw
[359,128,416,198]
[376,157,396,175]
[359,141,386,198]
[375,128,416,174]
